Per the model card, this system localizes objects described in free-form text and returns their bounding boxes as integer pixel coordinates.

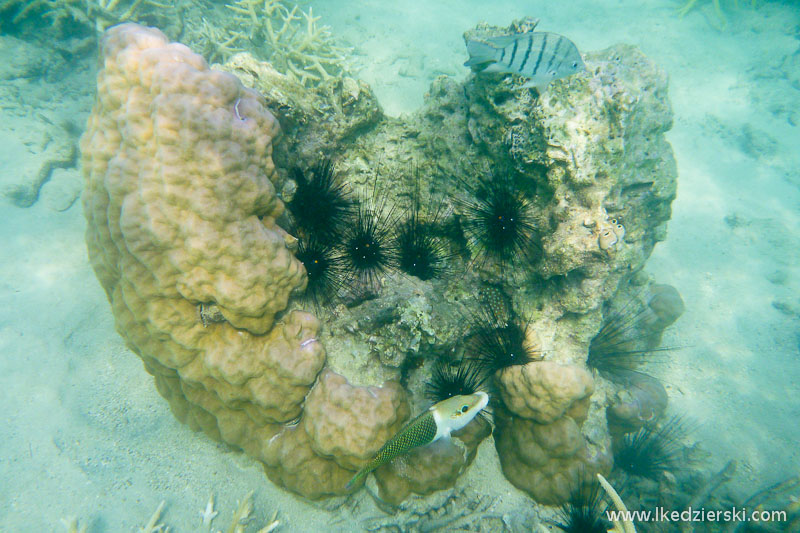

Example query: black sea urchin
[394,181,453,281]
[288,159,354,244]
[459,172,537,269]
[341,194,398,288]
[554,478,609,533]
[467,302,541,377]
[425,358,486,403]
[614,416,688,480]
[295,236,345,309]
[587,292,676,380]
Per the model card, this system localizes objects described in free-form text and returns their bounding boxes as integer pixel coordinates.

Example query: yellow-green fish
[345,391,489,490]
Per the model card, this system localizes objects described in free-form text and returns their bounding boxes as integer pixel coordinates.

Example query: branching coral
[196,16,246,65]
[191,0,350,87]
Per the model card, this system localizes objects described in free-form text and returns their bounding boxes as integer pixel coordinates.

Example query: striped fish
[464,31,585,91]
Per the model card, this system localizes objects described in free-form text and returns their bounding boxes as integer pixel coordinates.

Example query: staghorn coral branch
[597,474,636,533]
[202,0,349,87]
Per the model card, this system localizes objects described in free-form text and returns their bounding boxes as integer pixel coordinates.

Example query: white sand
[1,0,798,530]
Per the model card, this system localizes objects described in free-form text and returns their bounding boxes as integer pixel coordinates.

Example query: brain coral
[81,22,324,457]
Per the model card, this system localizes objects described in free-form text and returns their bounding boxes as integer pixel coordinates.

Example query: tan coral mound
[79,23,455,502]
[303,370,410,470]
[497,361,594,424]
[494,407,612,505]
[81,21,325,472]
[492,362,608,504]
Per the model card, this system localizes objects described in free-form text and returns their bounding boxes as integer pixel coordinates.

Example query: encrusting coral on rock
[82,17,679,508]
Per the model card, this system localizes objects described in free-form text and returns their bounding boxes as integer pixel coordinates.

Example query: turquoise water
[1,1,799,531]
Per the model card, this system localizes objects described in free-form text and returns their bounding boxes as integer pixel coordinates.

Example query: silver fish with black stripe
[464,31,585,91]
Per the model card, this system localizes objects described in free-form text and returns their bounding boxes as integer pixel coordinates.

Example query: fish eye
[461,405,469,413]
[572,61,578,68]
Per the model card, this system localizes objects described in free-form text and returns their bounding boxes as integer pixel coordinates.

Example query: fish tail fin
[464,39,499,70]
[345,468,367,491]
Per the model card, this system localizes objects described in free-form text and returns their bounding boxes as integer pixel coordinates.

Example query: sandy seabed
[1,0,799,531]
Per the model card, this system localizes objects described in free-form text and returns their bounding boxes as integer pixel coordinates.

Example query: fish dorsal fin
[486,33,527,48]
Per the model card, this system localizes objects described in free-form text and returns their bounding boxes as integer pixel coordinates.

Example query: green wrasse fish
[345,391,489,490]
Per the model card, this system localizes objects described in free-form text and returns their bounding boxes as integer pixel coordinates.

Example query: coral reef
[82,15,679,508]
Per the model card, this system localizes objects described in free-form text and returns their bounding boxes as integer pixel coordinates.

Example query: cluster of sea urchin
[287,160,546,412]
[286,159,355,308]
[289,160,540,307]
[287,160,456,306]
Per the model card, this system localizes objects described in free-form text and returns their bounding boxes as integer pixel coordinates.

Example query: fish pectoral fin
[481,62,506,73]
[464,59,496,71]
[516,79,547,92]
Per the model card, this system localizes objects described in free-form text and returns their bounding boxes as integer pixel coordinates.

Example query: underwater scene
[1,0,799,531]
